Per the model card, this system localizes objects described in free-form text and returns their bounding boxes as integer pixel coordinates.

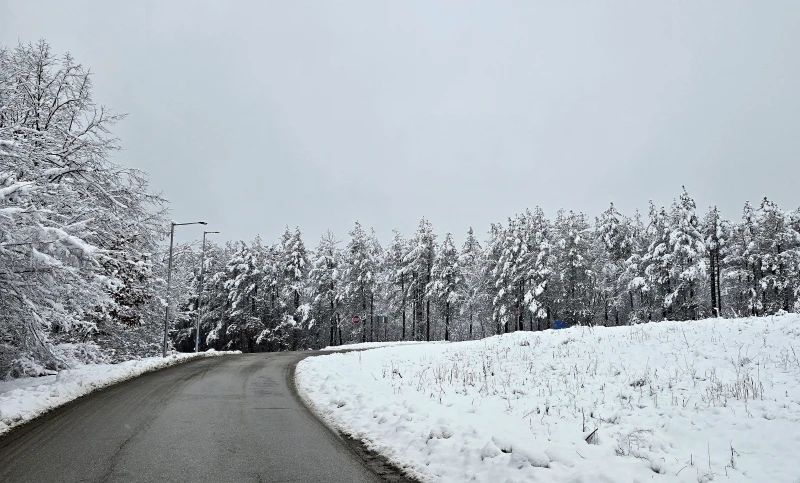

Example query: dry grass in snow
[296,315,800,482]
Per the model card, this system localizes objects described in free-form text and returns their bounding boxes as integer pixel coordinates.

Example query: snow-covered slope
[322,341,445,352]
[0,350,239,436]
[296,315,800,482]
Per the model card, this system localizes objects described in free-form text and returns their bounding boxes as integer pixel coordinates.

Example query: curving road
[0,352,411,483]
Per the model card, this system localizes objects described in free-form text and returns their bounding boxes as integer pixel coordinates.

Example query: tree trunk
[330,298,335,345]
[411,300,416,340]
[445,301,450,341]
[402,307,406,341]
[426,299,430,342]
[370,292,375,342]
[336,313,342,345]
[401,277,406,340]
[709,248,718,317]
[716,251,722,316]
[362,293,367,343]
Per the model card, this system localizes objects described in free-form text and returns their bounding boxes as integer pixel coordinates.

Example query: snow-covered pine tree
[251,241,290,350]
[791,208,800,313]
[223,241,262,352]
[428,233,462,341]
[620,210,649,324]
[309,231,343,347]
[484,222,506,335]
[403,218,437,341]
[594,203,634,325]
[643,202,673,320]
[667,188,707,320]
[493,212,553,333]
[367,228,384,342]
[342,222,378,343]
[517,208,553,330]
[594,203,633,325]
[752,198,800,314]
[195,240,234,350]
[385,230,410,340]
[281,227,310,349]
[703,206,726,317]
[552,210,594,326]
[726,201,762,316]
[459,227,488,339]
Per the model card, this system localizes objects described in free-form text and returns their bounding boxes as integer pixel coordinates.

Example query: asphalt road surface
[0,352,412,483]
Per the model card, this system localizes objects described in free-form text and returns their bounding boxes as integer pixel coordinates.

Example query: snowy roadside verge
[322,341,446,352]
[297,315,800,482]
[0,350,240,436]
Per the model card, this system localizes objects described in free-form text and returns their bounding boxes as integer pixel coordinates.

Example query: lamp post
[196,230,220,352]
[163,221,207,357]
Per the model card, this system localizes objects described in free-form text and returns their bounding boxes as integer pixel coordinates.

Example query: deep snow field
[296,315,800,482]
[0,350,239,436]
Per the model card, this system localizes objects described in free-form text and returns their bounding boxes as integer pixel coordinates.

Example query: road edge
[0,352,235,438]
[287,351,425,483]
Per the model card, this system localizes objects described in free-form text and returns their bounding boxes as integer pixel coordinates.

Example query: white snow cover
[297,315,800,482]
[322,341,445,352]
[0,350,239,436]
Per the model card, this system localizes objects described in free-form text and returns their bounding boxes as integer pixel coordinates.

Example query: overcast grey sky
[2,1,799,246]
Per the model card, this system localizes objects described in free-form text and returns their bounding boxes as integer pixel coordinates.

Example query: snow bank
[297,315,800,482]
[322,341,446,352]
[0,350,239,436]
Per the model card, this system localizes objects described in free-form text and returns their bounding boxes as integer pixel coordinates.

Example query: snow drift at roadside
[0,350,239,436]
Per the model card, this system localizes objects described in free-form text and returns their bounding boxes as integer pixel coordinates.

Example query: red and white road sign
[353,315,361,325]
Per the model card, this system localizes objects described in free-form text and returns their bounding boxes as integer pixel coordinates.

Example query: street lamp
[163,221,207,357]
[196,230,220,352]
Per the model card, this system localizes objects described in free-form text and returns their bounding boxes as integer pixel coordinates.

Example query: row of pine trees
[3,40,798,376]
[170,189,800,352]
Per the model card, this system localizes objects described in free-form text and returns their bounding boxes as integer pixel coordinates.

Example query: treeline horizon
[3,39,799,380]
[167,188,800,352]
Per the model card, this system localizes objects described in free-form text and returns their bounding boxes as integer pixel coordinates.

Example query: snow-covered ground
[0,350,239,436]
[322,341,445,352]
[296,315,800,482]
